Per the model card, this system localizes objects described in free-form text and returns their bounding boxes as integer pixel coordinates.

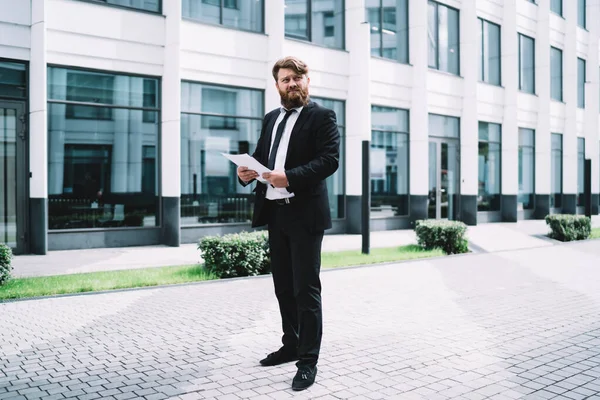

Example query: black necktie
[267,109,295,170]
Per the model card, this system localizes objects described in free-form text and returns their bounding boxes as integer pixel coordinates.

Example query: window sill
[518,90,537,97]
[550,99,565,104]
[550,11,565,20]
[478,81,503,89]
[284,36,348,53]
[428,68,462,79]
[182,18,266,36]
[370,55,411,66]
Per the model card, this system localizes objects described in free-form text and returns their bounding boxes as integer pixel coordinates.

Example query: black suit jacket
[241,101,340,232]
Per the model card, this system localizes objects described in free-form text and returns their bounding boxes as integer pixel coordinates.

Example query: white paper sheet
[222,153,270,183]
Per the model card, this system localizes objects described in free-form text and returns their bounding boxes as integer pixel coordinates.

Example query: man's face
[276,68,310,109]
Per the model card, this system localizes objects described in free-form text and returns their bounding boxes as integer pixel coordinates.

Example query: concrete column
[161,0,181,246]
[562,0,578,214]
[585,0,600,214]
[265,0,285,112]
[345,0,370,233]
[534,0,552,219]
[29,0,47,254]
[459,0,478,225]
[501,0,519,221]
[408,0,429,225]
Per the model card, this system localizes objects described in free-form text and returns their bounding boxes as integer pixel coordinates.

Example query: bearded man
[237,56,340,391]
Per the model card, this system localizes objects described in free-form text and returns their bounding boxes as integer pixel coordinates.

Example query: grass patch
[321,244,444,269]
[591,228,600,239]
[0,245,443,300]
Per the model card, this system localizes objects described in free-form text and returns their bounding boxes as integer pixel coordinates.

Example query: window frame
[477,121,502,212]
[368,0,409,63]
[284,0,346,50]
[578,57,586,109]
[478,17,501,86]
[183,0,265,34]
[578,0,587,29]
[428,0,460,76]
[518,128,536,210]
[550,46,563,102]
[370,105,411,217]
[72,0,162,14]
[550,132,563,209]
[518,33,536,94]
[550,0,562,16]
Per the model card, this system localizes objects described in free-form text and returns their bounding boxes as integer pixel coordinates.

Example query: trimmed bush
[545,214,591,242]
[198,231,270,278]
[414,220,469,255]
[0,243,13,286]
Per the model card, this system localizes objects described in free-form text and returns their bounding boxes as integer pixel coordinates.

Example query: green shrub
[414,220,469,255]
[0,243,13,286]
[545,214,591,242]
[198,231,270,278]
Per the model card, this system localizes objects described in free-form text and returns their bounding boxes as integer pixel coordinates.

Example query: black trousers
[266,200,324,368]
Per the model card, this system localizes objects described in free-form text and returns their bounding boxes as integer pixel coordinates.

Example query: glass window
[285,0,345,50]
[578,0,586,29]
[366,0,409,63]
[519,34,535,94]
[183,0,264,33]
[578,58,586,109]
[518,128,535,210]
[180,82,263,225]
[550,47,563,102]
[479,18,501,86]
[77,0,160,12]
[312,97,345,219]
[47,67,160,230]
[428,1,459,75]
[551,133,563,208]
[428,113,459,138]
[370,106,409,217]
[550,0,562,16]
[478,122,501,212]
[0,62,26,99]
[578,137,585,206]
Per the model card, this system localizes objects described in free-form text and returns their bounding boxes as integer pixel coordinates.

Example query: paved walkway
[10,217,600,278]
[2,241,600,399]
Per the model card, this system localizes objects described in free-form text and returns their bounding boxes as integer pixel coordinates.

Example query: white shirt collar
[280,105,303,114]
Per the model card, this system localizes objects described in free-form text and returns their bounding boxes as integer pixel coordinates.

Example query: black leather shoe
[292,366,317,391]
[259,348,298,366]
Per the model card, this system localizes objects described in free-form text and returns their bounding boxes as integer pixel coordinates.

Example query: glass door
[0,101,27,254]
[428,139,460,220]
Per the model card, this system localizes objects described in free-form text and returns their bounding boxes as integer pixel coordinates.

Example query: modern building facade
[1,0,599,255]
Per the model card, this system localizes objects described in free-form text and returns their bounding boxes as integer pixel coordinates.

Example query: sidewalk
[10,216,600,278]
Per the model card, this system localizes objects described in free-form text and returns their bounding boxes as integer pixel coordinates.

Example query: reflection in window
[180,82,263,225]
[285,0,344,49]
[518,128,535,210]
[578,0,586,28]
[551,0,562,16]
[479,18,501,86]
[551,133,563,208]
[47,67,160,230]
[83,0,160,12]
[578,58,586,108]
[366,0,408,63]
[478,122,501,212]
[519,34,535,94]
[183,0,263,33]
[312,97,345,219]
[428,1,459,75]
[0,62,27,98]
[550,47,563,102]
[578,137,585,206]
[370,106,409,217]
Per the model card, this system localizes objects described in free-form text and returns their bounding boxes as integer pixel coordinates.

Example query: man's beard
[280,87,309,109]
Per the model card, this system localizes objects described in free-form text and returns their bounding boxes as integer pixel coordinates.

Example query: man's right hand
[237,166,259,183]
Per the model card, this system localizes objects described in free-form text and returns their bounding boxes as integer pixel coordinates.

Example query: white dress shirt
[265,106,303,200]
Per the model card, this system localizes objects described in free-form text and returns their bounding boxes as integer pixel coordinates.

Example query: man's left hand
[262,170,289,188]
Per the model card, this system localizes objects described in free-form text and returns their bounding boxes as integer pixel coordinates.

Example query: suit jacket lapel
[285,101,314,162]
